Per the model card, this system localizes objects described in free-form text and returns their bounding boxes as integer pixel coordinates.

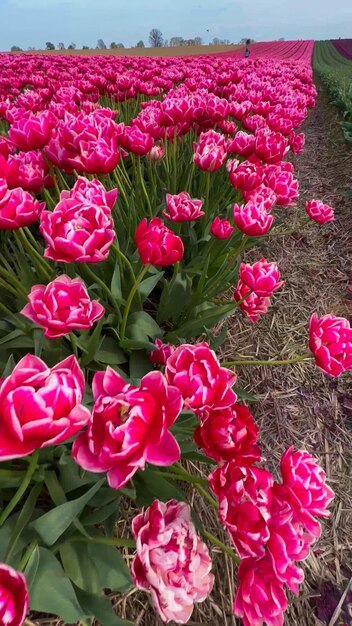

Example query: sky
[0,0,351,51]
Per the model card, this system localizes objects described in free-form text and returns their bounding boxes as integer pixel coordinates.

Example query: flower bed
[0,51,350,626]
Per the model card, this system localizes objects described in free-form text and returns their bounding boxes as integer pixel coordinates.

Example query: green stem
[172,463,218,507]
[120,264,150,341]
[204,171,211,222]
[0,266,28,297]
[202,530,239,563]
[69,333,78,358]
[137,158,153,218]
[0,450,39,526]
[16,229,52,280]
[80,264,122,322]
[223,353,313,367]
[0,277,23,299]
[18,539,38,571]
[112,243,136,284]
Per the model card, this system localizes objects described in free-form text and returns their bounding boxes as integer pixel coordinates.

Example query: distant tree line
[10,30,243,52]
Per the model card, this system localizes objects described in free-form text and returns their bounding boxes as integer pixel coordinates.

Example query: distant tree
[45,42,55,50]
[27,46,36,51]
[194,37,203,45]
[110,42,124,48]
[211,37,220,45]
[170,37,184,47]
[10,45,22,51]
[82,45,90,49]
[149,28,164,47]
[67,42,76,50]
[279,37,285,41]
[97,39,107,49]
[58,42,65,50]
[136,40,145,48]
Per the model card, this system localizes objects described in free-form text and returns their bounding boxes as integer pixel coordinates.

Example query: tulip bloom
[234,554,288,626]
[135,217,184,266]
[163,192,204,222]
[21,275,105,338]
[280,447,335,537]
[131,500,214,624]
[305,199,334,224]
[239,259,284,297]
[0,355,90,460]
[210,216,234,239]
[309,312,352,377]
[233,202,274,236]
[72,369,182,489]
[40,193,115,263]
[0,564,28,626]
[0,178,45,230]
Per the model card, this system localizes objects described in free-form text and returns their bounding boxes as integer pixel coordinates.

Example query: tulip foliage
[0,49,349,626]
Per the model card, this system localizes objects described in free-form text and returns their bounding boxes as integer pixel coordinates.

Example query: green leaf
[31,479,104,545]
[233,386,257,402]
[166,303,235,340]
[138,270,163,302]
[96,336,127,365]
[60,540,132,593]
[80,318,105,367]
[82,497,121,526]
[24,546,40,591]
[119,338,156,352]
[129,350,153,381]
[157,273,193,324]
[110,262,123,303]
[1,354,16,377]
[74,587,133,626]
[5,483,42,562]
[134,469,186,507]
[125,311,161,342]
[28,547,84,622]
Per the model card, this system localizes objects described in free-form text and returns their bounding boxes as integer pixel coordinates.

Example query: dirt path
[118,86,352,626]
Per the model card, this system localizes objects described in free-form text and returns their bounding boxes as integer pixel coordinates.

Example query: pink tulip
[163,192,204,222]
[305,199,334,224]
[131,500,214,624]
[255,128,288,164]
[0,151,52,194]
[146,145,165,160]
[0,179,45,230]
[193,130,227,172]
[210,462,273,558]
[309,312,352,377]
[72,369,182,489]
[120,126,154,155]
[234,280,271,322]
[40,193,115,263]
[61,176,118,209]
[289,131,305,154]
[280,447,335,537]
[264,166,299,206]
[233,201,274,236]
[0,355,90,460]
[210,216,234,239]
[226,130,256,157]
[8,111,55,151]
[21,275,105,338]
[149,338,176,366]
[242,184,277,212]
[0,563,28,626]
[239,258,284,297]
[135,217,184,266]
[165,342,236,415]
[229,160,263,191]
[234,554,288,626]
[194,403,260,465]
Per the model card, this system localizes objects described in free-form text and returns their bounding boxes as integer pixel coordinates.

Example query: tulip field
[0,41,351,626]
[313,40,352,143]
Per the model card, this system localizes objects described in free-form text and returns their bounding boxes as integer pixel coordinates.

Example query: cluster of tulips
[0,50,351,626]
